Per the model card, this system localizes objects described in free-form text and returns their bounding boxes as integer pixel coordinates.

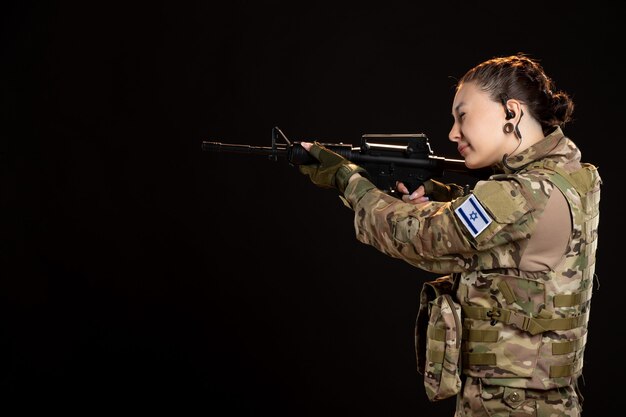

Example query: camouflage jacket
[343,127,602,389]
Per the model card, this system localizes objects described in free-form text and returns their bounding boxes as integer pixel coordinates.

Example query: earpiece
[500,94,516,120]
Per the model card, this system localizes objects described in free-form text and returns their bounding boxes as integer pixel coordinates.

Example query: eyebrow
[453,102,465,115]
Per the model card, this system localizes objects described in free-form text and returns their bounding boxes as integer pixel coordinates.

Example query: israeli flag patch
[454,194,492,238]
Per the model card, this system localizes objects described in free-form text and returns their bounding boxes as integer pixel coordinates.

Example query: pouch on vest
[415,275,462,401]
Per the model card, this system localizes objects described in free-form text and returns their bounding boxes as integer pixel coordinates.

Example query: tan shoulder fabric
[519,188,571,271]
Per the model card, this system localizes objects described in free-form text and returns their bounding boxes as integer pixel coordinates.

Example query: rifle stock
[202,127,491,196]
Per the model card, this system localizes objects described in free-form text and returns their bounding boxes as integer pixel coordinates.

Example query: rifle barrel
[202,142,288,155]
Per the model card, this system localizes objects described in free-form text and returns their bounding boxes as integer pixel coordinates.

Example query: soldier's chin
[463,157,485,170]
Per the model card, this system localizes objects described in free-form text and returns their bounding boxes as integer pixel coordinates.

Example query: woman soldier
[299,53,601,416]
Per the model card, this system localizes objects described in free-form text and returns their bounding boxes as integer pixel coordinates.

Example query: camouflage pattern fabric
[423,291,463,401]
[455,376,581,416]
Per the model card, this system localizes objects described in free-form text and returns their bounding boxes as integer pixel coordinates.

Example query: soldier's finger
[396,181,410,195]
[409,185,426,199]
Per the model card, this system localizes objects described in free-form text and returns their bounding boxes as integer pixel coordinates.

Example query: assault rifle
[202,126,491,197]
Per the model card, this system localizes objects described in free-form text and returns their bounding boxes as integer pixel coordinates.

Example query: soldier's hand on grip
[299,141,369,193]
[397,179,465,204]
[423,179,465,201]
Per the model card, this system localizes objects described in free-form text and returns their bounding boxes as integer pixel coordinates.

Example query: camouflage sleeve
[343,175,549,274]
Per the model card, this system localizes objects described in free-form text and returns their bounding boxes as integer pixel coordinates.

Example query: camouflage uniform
[342,128,601,416]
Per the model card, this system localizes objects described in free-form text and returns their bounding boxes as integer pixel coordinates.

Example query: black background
[4,1,621,415]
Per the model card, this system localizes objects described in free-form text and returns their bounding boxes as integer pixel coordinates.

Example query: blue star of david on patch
[454,194,492,238]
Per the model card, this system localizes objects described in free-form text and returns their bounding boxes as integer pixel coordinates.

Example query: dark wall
[4,1,620,415]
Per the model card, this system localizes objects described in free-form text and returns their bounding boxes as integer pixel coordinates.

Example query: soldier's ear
[499,94,522,121]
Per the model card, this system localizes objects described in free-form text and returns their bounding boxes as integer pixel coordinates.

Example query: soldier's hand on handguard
[396,179,465,204]
[299,141,369,193]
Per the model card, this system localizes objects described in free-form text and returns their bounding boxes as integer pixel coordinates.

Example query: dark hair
[458,53,575,133]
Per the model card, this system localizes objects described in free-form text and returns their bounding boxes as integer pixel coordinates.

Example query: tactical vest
[458,160,601,390]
